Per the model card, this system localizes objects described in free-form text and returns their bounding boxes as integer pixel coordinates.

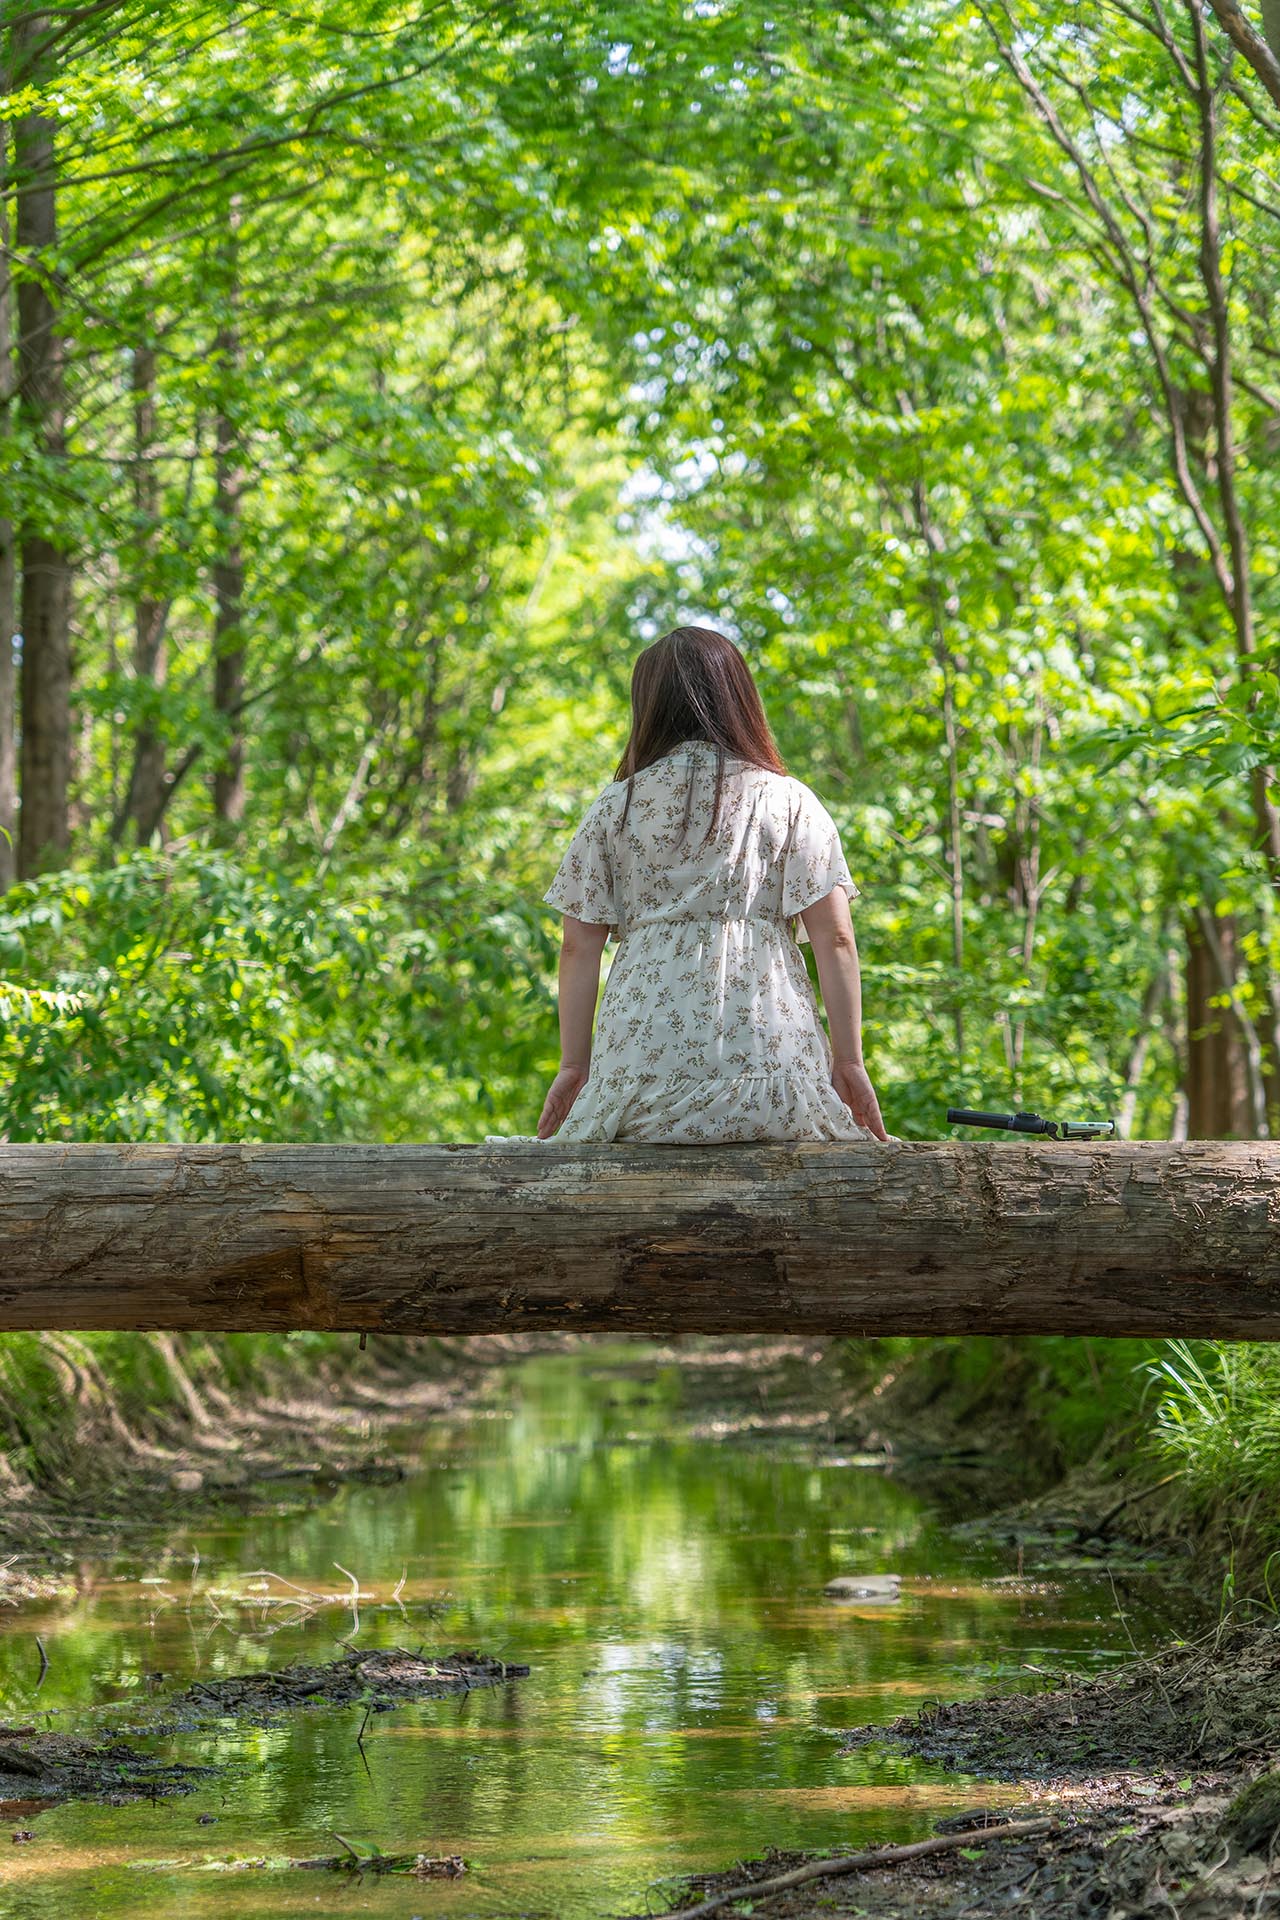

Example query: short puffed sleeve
[780,785,859,946]
[543,789,618,927]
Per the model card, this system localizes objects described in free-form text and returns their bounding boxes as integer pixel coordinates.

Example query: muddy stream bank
[0,1338,1234,1917]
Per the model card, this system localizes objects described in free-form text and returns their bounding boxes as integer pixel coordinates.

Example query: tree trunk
[1117,960,1168,1141]
[12,13,71,877]
[211,216,245,830]
[1202,4,1280,135]
[0,114,16,893]
[0,521,14,894]
[0,1141,1277,1338]
[211,404,245,827]
[119,340,168,844]
[1186,8,1280,901]
[1184,912,1254,1138]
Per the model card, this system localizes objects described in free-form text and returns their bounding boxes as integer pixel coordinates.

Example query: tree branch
[974,0,1236,611]
[1204,0,1280,105]
[1187,0,1280,883]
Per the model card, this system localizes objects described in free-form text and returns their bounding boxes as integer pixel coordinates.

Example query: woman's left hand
[830,1060,889,1141]
[537,1065,589,1138]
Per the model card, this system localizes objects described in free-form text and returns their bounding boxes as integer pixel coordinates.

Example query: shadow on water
[0,1344,1184,1917]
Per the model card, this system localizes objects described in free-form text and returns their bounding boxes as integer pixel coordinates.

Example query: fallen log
[0,1141,1277,1337]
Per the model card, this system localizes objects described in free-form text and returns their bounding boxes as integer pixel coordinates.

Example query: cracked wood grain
[0,1141,1277,1337]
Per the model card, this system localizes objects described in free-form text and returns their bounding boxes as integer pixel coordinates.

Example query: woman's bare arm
[799,888,888,1141]
[537,916,612,1138]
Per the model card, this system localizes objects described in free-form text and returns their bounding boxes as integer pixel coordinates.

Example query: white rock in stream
[823,1573,902,1603]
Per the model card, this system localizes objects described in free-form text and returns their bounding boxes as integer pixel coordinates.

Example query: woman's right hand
[537,1064,589,1138]
[831,1060,889,1141]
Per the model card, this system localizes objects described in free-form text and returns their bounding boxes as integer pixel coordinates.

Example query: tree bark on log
[0,1142,1277,1338]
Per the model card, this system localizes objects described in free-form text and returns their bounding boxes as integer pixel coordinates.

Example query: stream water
[1,1345,1181,1918]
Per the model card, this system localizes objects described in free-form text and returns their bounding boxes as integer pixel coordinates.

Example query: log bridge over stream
[1,1141,1278,1338]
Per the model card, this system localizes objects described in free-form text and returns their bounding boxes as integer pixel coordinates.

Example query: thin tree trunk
[0,528,13,893]
[119,340,167,843]
[906,464,965,1067]
[941,666,965,1067]
[212,402,244,826]
[1010,714,1044,1095]
[12,12,71,878]
[1195,902,1270,1136]
[1186,2,1280,898]
[1184,910,1253,1137]
[1117,961,1168,1141]
[1265,972,1280,1134]
[0,112,16,892]
[212,213,245,830]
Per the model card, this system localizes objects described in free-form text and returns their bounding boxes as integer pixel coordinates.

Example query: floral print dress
[485,738,873,1144]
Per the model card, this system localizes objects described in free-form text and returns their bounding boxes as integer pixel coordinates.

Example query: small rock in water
[171,1469,203,1493]
[824,1573,902,1603]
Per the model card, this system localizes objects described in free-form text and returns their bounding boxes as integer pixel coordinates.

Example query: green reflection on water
[0,1347,1175,1918]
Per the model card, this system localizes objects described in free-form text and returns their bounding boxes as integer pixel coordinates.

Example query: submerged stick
[658,1817,1056,1920]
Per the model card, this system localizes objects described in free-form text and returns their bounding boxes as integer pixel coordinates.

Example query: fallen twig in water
[334,1561,362,1637]
[137,1564,444,1643]
[655,1816,1056,1920]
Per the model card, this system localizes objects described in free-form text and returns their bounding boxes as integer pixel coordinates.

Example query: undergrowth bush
[1148,1341,1280,1529]
[0,846,558,1141]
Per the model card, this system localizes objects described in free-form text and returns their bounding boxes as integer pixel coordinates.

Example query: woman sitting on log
[488,626,888,1146]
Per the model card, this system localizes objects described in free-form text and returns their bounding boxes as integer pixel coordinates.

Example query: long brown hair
[613,627,787,840]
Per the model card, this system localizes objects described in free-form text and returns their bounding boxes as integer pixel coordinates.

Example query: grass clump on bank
[1148,1342,1280,1562]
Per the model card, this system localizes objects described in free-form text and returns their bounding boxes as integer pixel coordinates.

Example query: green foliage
[0,848,559,1140]
[4,0,1278,1143]
[2,1,1280,1566]
[1148,1341,1280,1529]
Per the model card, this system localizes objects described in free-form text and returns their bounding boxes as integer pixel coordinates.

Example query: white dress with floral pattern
[485,739,873,1144]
